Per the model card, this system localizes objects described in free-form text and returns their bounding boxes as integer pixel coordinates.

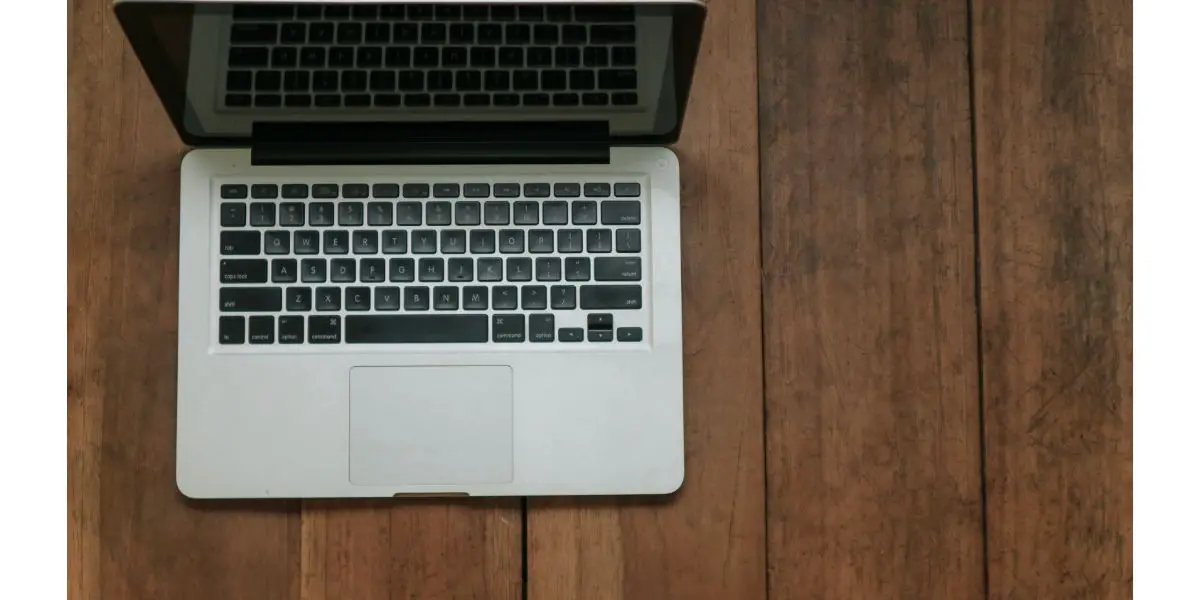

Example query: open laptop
[113,0,705,499]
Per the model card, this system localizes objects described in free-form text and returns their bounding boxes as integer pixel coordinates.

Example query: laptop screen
[113,1,706,146]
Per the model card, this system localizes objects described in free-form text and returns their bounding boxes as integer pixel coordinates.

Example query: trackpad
[349,366,514,486]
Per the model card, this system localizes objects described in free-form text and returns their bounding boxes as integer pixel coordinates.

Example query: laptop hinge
[250,121,611,166]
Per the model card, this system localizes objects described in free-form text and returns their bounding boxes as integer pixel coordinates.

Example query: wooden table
[68,1,1131,598]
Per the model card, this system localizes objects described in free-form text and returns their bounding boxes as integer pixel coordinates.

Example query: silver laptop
[114,0,706,499]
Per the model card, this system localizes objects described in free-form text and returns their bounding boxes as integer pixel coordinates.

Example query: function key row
[220,182,641,199]
[232,4,636,24]
[219,200,641,227]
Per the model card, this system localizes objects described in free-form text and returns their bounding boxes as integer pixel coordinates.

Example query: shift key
[580,285,641,309]
[219,287,282,312]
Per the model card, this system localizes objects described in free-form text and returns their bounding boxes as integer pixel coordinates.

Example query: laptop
[113,0,706,499]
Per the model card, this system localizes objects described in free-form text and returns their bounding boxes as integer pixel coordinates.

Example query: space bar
[345,315,489,343]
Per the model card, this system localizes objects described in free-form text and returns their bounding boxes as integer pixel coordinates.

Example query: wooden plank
[758,1,985,598]
[299,499,522,600]
[525,0,766,596]
[973,2,1133,598]
[68,1,301,599]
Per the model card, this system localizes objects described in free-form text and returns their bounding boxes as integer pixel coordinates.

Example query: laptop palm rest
[349,366,514,486]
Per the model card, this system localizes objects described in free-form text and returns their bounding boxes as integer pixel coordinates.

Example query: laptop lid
[113,1,707,151]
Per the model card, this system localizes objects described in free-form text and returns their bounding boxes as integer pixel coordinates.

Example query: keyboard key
[542,201,568,225]
[316,287,341,311]
[323,230,348,254]
[514,201,539,225]
[411,230,437,254]
[559,327,584,342]
[588,329,614,342]
[374,287,402,311]
[562,25,587,44]
[294,231,319,255]
[550,183,580,198]
[492,314,525,343]
[248,316,274,344]
[220,259,268,284]
[219,287,282,312]
[308,315,341,344]
[618,327,643,342]
[419,258,444,282]
[446,258,473,282]
[587,229,612,253]
[463,287,488,310]
[389,258,415,282]
[310,202,335,226]
[250,184,278,200]
[404,286,431,310]
[279,316,304,343]
[484,202,510,225]
[492,286,518,310]
[434,287,459,310]
[353,230,378,254]
[615,183,641,197]
[342,183,369,199]
[565,257,591,281]
[580,285,642,310]
[280,202,305,226]
[557,229,584,253]
[265,230,290,254]
[331,258,356,282]
[463,183,489,198]
[272,258,297,283]
[312,183,339,198]
[478,258,503,282]
[339,202,364,226]
[572,201,598,225]
[286,287,312,311]
[249,202,275,226]
[367,202,393,226]
[592,25,636,44]
[499,230,524,253]
[584,183,611,197]
[361,258,386,282]
[595,257,641,281]
[494,183,521,198]
[373,183,401,198]
[551,285,577,309]
[232,23,278,44]
[455,201,481,225]
[382,230,408,254]
[426,201,452,225]
[569,70,595,91]
[330,47,355,67]
[599,69,638,90]
[345,287,371,311]
[556,47,581,67]
[613,46,636,66]
[597,202,638,228]
[396,202,422,225]
[221,203,247,226]
[302,258,327,282]
[229,47,269,67]
[616,229,641,253]
[536,257,562,282]
[300,47,326,67]
[521,286,548,310]
[440,230,467,254]
[530,314,555,342]
[346,315,488,343]
[470,230,496,254]
[507,257,533,282]
[219,316,244,344]
[529,230,554,253]
[220,231,260,255]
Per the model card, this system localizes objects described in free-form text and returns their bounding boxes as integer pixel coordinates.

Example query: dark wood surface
[758,0,985,598]
[973,1,1133,598]
[67,0,1131,598]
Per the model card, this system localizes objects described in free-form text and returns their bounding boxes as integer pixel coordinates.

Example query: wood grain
[68,1,301,599]
[299,500,521,600]
[525,0,767,597]
[972,1,1133,598]
[758,1,985,598]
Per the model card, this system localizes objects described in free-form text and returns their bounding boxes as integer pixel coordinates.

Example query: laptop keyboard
[222,3,640,110]
[215,179,647,346]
